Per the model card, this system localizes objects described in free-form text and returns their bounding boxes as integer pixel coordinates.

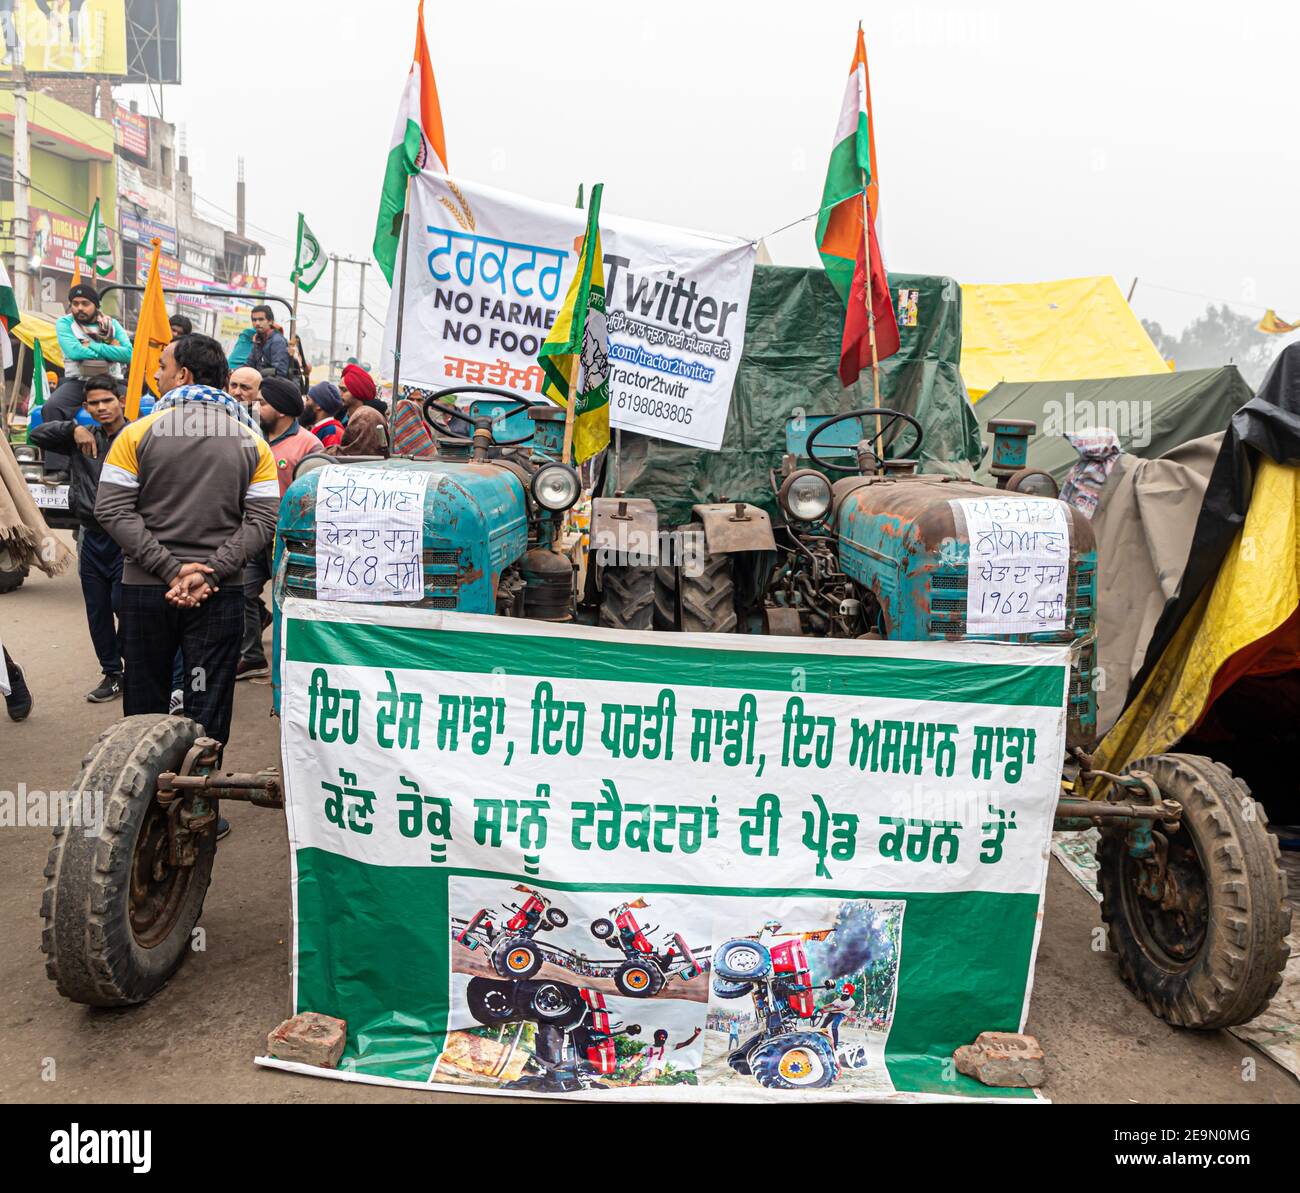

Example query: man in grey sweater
[96,334,279,749]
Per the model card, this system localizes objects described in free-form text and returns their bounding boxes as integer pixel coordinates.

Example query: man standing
[246,305,291,379]
[169,314,193,340]
[330,363,388,457]
[29,376,130,702]
[303,381,345,449]
[45,284,133,426]
[96,334,278,753]
[238,377,321,679]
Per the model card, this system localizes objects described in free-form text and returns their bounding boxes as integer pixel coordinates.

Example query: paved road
[1,545,1296,1104]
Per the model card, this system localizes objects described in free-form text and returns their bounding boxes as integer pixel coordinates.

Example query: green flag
[291,213,328,293]
[29,336,48,413]
[75,198,113,278]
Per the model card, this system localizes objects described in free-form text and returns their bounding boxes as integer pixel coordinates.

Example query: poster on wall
[261,600,1069,1101]
[381,174,757,451]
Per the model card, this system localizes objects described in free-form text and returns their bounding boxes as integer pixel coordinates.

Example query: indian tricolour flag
[373,0,448,284]
[0,258,18,371]
[815,26,880,304]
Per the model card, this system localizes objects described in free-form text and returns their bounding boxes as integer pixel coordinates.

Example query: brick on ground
[266,1012,348,1069]
[953,1031,1046,1088]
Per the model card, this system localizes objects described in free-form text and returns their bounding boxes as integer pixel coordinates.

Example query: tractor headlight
[1006,468,1059,499]
[779,469,833,522]
[530,462,582,512]
[13,444,37,463]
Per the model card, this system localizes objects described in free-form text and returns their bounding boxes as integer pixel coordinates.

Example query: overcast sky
[122,0,1300,360]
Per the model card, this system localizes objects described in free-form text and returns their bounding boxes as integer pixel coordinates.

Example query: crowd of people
[3,284,392,844]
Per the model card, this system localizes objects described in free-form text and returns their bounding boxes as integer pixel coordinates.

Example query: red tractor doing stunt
[590,898,704,998]
[712,924,841,1091]
[456,886,570,980]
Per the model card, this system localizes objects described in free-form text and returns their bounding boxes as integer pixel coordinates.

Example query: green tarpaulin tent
[614,265,980,527]
[975,367,1253,483]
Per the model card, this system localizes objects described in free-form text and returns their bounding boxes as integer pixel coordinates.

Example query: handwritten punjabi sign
[383,174,756,451]
[270,602,1070,1102]
[953,497,1070,635]
[314,466,430,602]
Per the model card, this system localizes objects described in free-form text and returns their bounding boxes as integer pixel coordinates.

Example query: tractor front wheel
[41,715,217,1007]
[1097,753,1291,1029]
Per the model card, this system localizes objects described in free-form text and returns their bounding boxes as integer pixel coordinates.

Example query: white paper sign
[953,497,1070,635]
[314,466,431,603]
[382,173,757,451]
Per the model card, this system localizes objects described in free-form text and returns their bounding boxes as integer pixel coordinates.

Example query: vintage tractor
[40,386,1289,1032]
[455,885,570,980]
[589,899,705,997]
[712,926,841,1091]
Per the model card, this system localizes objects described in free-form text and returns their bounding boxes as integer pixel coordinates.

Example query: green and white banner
[261,599,1070,1101]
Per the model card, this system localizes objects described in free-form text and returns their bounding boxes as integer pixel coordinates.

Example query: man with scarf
[45,283,134,427]
[330,363,389,457]
[96,334,278,763]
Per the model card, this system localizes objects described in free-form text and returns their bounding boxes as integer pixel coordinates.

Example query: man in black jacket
[28,376,129,702]
[247,304,291,379]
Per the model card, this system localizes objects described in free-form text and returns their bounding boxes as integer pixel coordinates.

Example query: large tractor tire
[614,958,666,998]
[41,715,217,1007]
[1097,753,1291,1029]
[598,566,656,631]
[654,523,736,632]
[492,936,544,980]
[466,977,518,1026]
[750,1032,840,1090]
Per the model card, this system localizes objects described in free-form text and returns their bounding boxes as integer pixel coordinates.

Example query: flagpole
[859,175,883,452]
[560,354,581,465]
[290,276,300,344]
[387,184,413,454]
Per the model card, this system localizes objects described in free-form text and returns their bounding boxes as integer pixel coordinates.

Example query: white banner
[382,174,757,451]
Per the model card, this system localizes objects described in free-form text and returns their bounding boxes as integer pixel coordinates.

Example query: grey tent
[975,367,1252,483]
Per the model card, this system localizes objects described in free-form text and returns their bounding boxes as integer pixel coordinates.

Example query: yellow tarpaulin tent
[961,276,1171,402]
[11,314,64,370]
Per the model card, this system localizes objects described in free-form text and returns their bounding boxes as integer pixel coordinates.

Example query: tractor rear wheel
[492,936,544,979]
[41,715,217,1007]
[1097,753,1291,1029]
[750,1032,839,1090]
[654,523,736,632]
[599,566,656,631]
[615,959,666,998]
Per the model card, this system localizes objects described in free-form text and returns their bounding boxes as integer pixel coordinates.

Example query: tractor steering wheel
[805,406,925,475]
[421,385,543,447]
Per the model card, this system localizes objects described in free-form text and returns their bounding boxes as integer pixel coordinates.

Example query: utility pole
[328,254,339,378]
[12,60,31,309]
[354,260,367,366]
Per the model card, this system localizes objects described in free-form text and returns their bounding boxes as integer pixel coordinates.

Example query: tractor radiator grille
[280,536,463,605]
[925,566,1095,642]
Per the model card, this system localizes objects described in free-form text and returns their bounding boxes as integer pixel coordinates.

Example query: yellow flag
[125,237,172,419]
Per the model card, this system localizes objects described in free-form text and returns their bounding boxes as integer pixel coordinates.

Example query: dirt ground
[1,548,1296,1105]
